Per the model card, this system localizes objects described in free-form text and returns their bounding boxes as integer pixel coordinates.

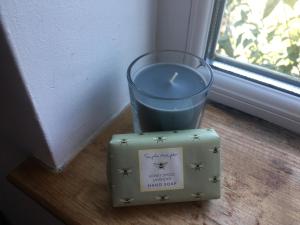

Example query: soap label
[139,147,184,192]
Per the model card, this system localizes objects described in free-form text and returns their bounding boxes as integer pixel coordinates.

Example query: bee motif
[209,176,219,183]
[153,162,168,169]
[120,198,134,204]
[193,134,200,141]
[153,136,166,143]
[117,168,132,176]
[155,195,169,201]
[190,162,204,171]
[120,139,128,145]
[192,192,204,199]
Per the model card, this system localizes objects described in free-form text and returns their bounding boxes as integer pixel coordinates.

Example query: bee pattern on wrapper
[153,162,168,169]
[108,128,220,207]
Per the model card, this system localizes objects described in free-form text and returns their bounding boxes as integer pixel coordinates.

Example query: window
[201,0,300,133]
[216,0,300,82]
[205,0,300,94]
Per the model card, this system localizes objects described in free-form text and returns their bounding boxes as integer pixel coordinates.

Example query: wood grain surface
[8,103,300,225]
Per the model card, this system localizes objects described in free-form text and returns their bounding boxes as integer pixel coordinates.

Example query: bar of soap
[107,129,220,207]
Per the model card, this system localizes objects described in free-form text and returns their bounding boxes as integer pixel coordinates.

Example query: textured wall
[0,0,157,168]
[0,23,64,225]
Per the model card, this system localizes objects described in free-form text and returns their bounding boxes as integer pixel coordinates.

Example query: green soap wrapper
[107,129,220,207]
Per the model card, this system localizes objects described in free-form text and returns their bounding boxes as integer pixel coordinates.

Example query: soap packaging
[107,128,220,207]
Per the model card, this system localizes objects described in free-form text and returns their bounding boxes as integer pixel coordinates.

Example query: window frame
[205,0,300,96]
[194,0,300,133]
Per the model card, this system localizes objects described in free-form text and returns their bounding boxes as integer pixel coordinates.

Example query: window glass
[216,0,300,80]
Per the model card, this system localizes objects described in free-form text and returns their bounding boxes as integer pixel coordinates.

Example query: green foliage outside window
[216,0,300,79]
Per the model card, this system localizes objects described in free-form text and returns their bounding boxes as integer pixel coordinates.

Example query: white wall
[156,0,191,50]
[0,0,157,169]
[156,0,213,57]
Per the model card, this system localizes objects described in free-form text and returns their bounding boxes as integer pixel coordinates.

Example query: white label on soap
[139,147,184,192]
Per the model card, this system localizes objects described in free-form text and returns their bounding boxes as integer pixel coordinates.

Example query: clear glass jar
[127,50,213,133]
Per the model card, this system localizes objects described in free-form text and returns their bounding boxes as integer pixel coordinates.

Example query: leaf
[267,30,276,42]
[250,50,262,60]
[241,10,248,21]
[278,64,293,74]
[234,20,244,27]
[283,0,297,7]
[275,58,283,65]
[262,63,276,70]
[251,29,260,38]
[287,44,300,62]
[218,37,234,57]
[243,39,252,48]
[248,22,259,29]
[236,33,243,47]
[263,0,280,19]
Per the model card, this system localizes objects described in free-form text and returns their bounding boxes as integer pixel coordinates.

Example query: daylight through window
[216,0,300,81]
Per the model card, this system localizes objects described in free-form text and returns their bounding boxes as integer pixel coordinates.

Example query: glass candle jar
[127,50,213,133]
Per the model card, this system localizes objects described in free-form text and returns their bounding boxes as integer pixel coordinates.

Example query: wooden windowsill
[8,103,300,225]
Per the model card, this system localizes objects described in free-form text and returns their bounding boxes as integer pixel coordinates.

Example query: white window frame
[181,0,300,134]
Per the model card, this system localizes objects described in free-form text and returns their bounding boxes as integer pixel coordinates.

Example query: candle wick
[170,72,179,83]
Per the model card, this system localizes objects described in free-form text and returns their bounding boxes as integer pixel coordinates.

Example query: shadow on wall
[0,22,53,163]
[0,23,64,225]
[0,211,11,225]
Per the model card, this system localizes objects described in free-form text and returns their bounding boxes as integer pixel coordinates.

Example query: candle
[134,63,205,131]
[128,51,213,132]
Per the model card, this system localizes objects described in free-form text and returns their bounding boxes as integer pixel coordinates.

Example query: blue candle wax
[132,63,207,132]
